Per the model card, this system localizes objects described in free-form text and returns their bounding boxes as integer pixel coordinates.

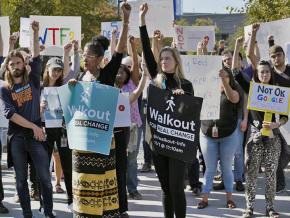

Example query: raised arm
[31,21,40,58]
[152,30,163,62]
[110,29,117,57]
[115,2,131,54]
[0,26,3,57]
[129,62,148,103]
[139,3,158,79]
[247,23,259,70]
[128,35,140,86]
[219,69,240,103]
[232,36,243,70]
[63,42,73,78]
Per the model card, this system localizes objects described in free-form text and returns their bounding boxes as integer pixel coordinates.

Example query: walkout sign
[147,85,203,162]
[57,82,119,155]
[248,82,290,115]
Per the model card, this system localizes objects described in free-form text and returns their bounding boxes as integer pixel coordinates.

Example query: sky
[182,0,245,14]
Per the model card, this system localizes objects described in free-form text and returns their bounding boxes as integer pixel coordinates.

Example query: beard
[11,68,25,78]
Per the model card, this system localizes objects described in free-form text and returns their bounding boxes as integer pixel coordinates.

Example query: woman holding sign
[197,67,241,210]
[233,59,287,217]
[139,4,194,218]
[68,2,131,218]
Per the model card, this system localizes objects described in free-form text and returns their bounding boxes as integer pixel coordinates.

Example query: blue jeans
[10,132,53,217]
[234,119,244,182]
[127,125,143,193]
[200,127,239,193]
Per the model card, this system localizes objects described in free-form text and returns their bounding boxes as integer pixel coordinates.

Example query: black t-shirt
[201,92,238,138]
[273,65,290,87]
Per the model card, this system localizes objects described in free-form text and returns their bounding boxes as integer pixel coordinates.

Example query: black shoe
[120,212,129,218]
[129,191,142,200]
[30,189,40,201]
[0,202,9,214]
[213,181,225,190]
[243,208,254,218]
[236,181,245,192]
[140,163,152,172]
[45,214,56,218]
[192,187,202,196]
[276,185,285,193]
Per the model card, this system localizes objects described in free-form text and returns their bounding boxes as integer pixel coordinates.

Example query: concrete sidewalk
[1,154,290,218]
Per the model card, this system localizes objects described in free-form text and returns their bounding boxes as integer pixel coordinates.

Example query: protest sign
[181,55,222,120]
[43,87,63,128]
[175,25,215,52]
[0,106,8,128]
[57,82,119,155]
[0,17,10,57]
[128,0,174,37]
[247,82,290,115]
[30,16,81,56]
[280,117,290,144]
[147,85,203,162]
[244,18,290,60]
[101,21,122,40]
[19,17,31,48]
[114,92,131,127]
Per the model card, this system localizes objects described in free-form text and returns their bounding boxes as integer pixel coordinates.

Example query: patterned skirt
[72,139,119,218]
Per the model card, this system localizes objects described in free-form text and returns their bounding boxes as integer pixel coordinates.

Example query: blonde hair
[4,50,29,89]
[154,47,185,88]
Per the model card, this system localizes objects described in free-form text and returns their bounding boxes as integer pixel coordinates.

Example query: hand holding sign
[63,42,73,55]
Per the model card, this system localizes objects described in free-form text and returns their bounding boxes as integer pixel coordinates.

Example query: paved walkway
[1,153,290,218]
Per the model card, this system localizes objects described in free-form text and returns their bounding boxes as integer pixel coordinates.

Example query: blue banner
[57,82,119,155]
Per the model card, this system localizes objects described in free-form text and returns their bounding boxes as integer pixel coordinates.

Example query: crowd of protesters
[0,2,289,218]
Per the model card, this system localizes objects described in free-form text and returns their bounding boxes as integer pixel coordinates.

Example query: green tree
[229,0,290,23]
[1,0,118,45]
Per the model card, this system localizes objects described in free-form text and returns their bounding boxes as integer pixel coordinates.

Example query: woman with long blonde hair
[139,3,194,218]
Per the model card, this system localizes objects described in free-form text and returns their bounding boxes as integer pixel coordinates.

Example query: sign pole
[261,112,272,136]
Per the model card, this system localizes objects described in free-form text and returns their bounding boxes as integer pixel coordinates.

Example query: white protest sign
[181,55,221,120]
[19,17,31,48]
[30,16,81,56]
[43,87,63,128]
[248,82,290,115]
[286,42,290,65]
[244,18,290,60]
[128,0,174,37]
[280,115,290,144]
[101,21,122,40]
[0,17,10,57]
[114,92,131,127]
[175,25,215,52]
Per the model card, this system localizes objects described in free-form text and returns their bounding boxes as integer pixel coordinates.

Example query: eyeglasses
[82,53,98,59]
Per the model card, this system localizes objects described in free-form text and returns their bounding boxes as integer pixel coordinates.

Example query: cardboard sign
[30,16,81,56]
[101,21,122,40]
[58,82,119,154]
[128,0,174,37]
[181,55,222,120]
[114,92,131,127]
[0,17,10,57]
[43,87,63,128]
[175,25,215,52]
[147,85,203,162]
[248,82,290,115]
[244,18,290,60]
[19,17,31,48]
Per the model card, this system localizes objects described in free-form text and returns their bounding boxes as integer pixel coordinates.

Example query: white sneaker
[67,203,73,212]
[38,207,56,216]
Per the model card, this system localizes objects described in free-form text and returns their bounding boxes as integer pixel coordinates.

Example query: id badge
[212,125,219,138]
